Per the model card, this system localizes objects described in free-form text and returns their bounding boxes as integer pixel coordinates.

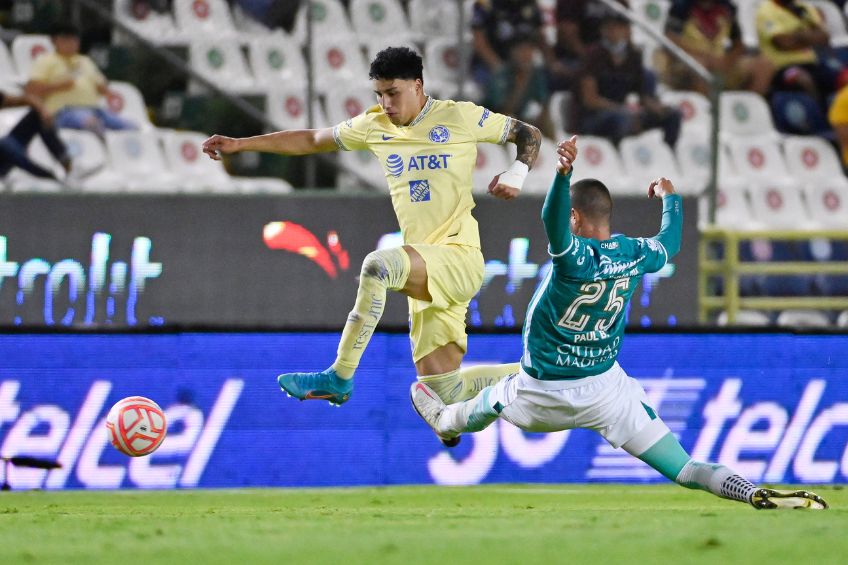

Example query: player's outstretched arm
[488,119,542,200]
[648,177,683,258]
[542,136,578,255]
[202,127,338,161]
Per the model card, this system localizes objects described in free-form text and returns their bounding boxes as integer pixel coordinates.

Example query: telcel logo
[0,232,162,326]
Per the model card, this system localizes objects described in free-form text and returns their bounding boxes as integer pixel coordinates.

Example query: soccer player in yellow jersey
[202,47,542,427]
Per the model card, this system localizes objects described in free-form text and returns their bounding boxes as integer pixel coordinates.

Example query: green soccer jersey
[521,171,683,380]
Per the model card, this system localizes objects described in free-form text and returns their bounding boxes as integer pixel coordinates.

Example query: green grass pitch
[0,485,844,564]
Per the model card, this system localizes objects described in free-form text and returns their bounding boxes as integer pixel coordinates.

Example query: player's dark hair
[369,47,424,81]
[571,179,613,223]
[50,23,80,38]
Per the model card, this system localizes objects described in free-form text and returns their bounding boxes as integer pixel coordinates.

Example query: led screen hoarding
[0,194,698,329]
[0,332,845,489]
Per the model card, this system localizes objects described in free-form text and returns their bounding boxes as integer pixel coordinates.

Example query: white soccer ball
[105,396,167,457]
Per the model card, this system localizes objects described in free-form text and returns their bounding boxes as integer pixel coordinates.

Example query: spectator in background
[25,24,135,138]
[572,13,682,147]
[756,0,847,112]
[471,0,554,137]
[663,0,774,96]
[828,85,848,169]
[0,90,70,182]
[550,0,626,91]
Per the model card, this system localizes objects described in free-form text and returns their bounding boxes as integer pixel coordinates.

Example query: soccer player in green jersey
[411,136,828,509]
[202,47,540,416]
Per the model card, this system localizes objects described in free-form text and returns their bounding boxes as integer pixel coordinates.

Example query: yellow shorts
[407,243,485,362]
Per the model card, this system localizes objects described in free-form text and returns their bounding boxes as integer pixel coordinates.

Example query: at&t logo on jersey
[409,180,431,202]
[429,125,450,143]
[386,153,404,177]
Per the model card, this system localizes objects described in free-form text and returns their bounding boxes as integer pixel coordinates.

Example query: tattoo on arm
[506,119,542,170]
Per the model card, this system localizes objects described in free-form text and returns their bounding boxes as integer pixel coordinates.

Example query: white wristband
[497,160,529,190]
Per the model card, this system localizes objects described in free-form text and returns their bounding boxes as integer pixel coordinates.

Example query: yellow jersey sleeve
[333,105,379,151]
[455,101,513,145]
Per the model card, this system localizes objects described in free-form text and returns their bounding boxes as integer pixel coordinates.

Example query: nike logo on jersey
[382,134,395,140]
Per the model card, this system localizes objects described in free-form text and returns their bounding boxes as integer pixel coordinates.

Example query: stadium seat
[4,136,63,193]
[292,0,356,46]
[803,183,848,228]
[771,91,831,137]
[349,0,414,55]
[159,129,236,192]
[471,143,510,195]
[629,0,671,48]
[808,0,848,47]
[549,91,572,141]
[723,134,791,183]
[0,107,28,136]
[674,131,717,195]
[423,37,480,101]
[0,40,24,88]
[747,182,815,229]
[188,39,260,95]
[775,309,831,329]
[618,129,682,196]
[102,81,154,131]
[735,0,760,50]
[309,36,369,94]
[782,135,848,186]
[10,34,53,79]
[720,91,780,140]
[323,86,374,126]
[660,90,712,136]
[698,177,755,229]
[266,84,327,130]
[104,130,183,193]
[112,0,183,46]
[716,309,771,326]
[408,0,464,42]
[568,135,630,195]
[58,129,127,192]
[336,149,387,191]
[247,33,308,91]
[173,0,239,39]
[231,177,294,194]
[837,310,848,327]
[518,136,558,194]
[230,3,273,35]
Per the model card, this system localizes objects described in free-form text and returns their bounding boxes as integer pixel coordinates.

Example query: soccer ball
[105,396,167,457]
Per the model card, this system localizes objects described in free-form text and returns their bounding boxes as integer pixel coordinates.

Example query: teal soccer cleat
[277,368,353,406]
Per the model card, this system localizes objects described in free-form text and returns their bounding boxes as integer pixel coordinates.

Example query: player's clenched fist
[556,135,578,175]
[648,177,675,199]
[202,134,241,161]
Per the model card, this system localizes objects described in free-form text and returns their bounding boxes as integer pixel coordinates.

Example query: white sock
[675,460,758,504]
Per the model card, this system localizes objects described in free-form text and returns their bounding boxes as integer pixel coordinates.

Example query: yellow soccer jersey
[333,97,512,248]
[756,0,821,69]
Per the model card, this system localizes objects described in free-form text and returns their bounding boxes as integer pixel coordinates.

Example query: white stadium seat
[292,0,355,45]
[102,81,154,131]
[105,130,183,193]
[699,177,756,229]
[472,143,510,195]
[674,131,713,195]
[4,136,63,193]
[159,130,236,192]
[0,107,28,136]
[113,0,182,46]
[248,33,308,90]
[782,135,848,186]
[803,183,848,228]
[517,136,558,194]
[336,150,386,191]
[837,310,848,328]
[747,182,815,230]
[309,36,369,94]
[10,34,53,79]
[776,309,831,329]
[808,0,848,47]
[720,91,779,139]
[173,0,239,39]
[58,129,127,192]
[548,91,572,141]
[323,86,374,126]
[266,84,327,130]
[629,0,672,48]
[408,0,463,42]
[723,134,791,183]
[349,0,414,55]
[188,39,260,95]
[0,40,24,88]
[660,90,711,136]
[618,129,682,196]
[717,309,771,326]
[232,177,294,194]
[569,135,629,195]
[424,37,480,101]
